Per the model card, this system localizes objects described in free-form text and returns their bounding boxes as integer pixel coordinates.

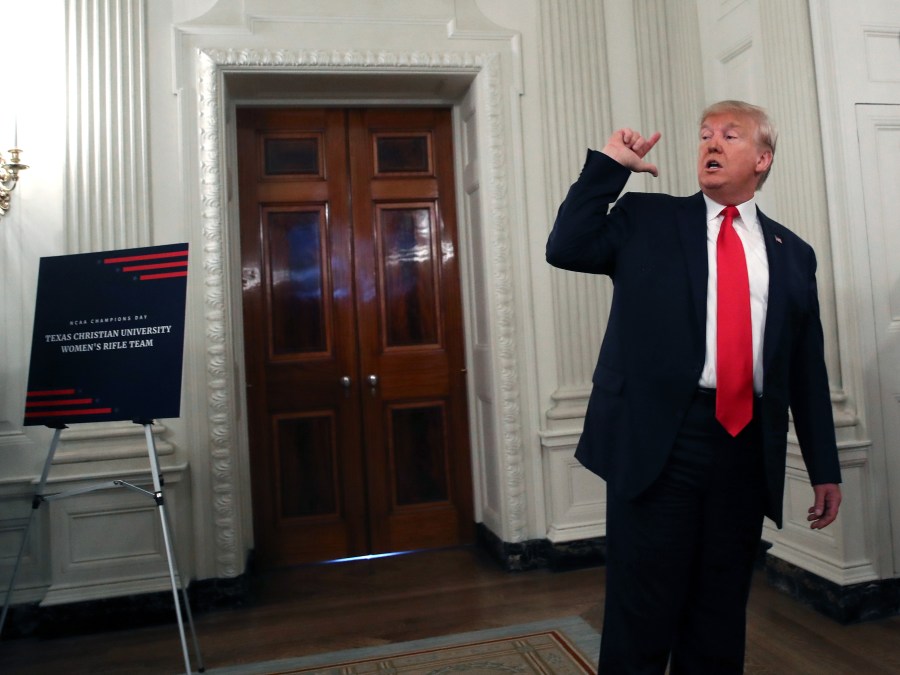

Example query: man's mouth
[705,159,722,170]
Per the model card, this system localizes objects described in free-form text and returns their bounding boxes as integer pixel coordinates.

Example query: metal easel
[0,421,205,674]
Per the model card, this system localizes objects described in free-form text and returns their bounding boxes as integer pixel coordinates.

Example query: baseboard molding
[764,554,900,624]
[477,525,768,574]
[0,569,252,639]
[476,523,606,572]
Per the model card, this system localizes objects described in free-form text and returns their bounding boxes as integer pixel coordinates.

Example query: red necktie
[716,205,753,436]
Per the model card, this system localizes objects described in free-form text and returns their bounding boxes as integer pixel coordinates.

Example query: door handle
[340,376,351,389]
[367,374,378,388]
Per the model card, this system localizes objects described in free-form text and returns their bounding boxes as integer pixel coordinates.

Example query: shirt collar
[702,193,758,232]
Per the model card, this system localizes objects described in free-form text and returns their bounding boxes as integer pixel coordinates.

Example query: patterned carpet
[203,616,599,674]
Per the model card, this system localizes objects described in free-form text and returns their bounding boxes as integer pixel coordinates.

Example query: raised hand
[601,128,662,177]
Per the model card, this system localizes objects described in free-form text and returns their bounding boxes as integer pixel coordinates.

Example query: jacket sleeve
[546,150,634,276]
[789,247,842,486]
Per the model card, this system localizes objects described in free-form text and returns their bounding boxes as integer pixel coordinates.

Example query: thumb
[812,491,825,516]
[637,161,659,178]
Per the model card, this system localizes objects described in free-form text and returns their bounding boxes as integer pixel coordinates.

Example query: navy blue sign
[24,244,189,426]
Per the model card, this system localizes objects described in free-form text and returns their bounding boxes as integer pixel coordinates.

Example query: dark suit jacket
[546,150,841,527]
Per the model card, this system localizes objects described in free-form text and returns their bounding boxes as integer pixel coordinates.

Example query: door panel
[237,108,366,567]
[856,103,900,575]
[378,204,440,347]
[238,106,473,567]
[389,403,450,505]
[349,108,473,554]
[264,207,329,355]
[274,412,338,518]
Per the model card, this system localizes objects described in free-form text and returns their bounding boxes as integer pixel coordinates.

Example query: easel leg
[142,423,204,674]
[148,436,206,672]
[166,502,205,673]
[1,427,64,637]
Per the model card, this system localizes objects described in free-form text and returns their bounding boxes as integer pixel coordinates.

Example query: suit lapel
[677,199,787,384]
[758,209,786,376]
[677,193,709,333]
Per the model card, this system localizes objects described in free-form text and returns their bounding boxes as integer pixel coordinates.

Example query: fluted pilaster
[541,0,614,421]
[633,0,705,198]
[760,0,841,391]
[542,0,706,424]
[66,0,151,252]
[56,0,165,537]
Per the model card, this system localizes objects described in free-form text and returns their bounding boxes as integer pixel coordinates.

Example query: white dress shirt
[698,194,769,395]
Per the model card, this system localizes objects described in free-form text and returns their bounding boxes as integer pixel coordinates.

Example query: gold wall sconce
[0,147,28,216]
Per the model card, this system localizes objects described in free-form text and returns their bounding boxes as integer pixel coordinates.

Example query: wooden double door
[236,107,474,567]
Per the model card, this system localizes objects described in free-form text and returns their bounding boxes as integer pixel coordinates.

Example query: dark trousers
[598,389,767,674]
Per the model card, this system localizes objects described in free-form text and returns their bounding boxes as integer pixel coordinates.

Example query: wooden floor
[3,546,900,673]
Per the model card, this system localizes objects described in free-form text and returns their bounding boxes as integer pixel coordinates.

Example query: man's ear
[756,150,773,175]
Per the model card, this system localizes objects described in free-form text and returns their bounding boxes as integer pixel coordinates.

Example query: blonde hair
[701,100,777,189]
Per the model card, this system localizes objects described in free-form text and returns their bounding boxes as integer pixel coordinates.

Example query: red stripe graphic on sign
[25,388,110,419]
[122,261,189,272]
[25,408,113,418]
[28,389,77,397]
[26,398,94,408]
[139,271,188,281]
[104,250,189,264]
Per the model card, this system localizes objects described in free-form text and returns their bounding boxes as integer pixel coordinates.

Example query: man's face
[697,112,773,204]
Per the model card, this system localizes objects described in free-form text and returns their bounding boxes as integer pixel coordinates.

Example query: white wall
[807,0,900,579]
[0,0,68,603]
[0,1,67,474]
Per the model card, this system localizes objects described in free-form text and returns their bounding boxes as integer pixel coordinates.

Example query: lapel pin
[774,235,783,244]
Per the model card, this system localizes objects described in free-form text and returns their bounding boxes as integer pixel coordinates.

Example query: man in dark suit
[546,100,842,673]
